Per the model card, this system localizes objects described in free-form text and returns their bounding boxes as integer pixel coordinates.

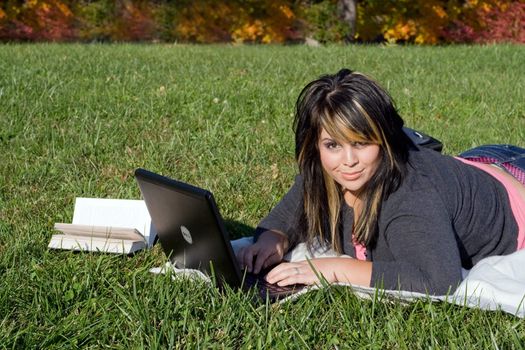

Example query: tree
[337,0,357,41]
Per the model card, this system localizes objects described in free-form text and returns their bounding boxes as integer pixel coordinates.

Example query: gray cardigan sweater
[256,147,518,294]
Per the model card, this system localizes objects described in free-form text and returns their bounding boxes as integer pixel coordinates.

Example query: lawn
[1,43,524,348]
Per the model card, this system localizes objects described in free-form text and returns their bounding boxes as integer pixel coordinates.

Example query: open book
[49,198,157,254]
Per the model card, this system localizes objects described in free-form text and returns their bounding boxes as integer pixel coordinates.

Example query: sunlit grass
[1,43,524,348]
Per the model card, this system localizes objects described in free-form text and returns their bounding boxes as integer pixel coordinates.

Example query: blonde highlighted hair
[293,69,412,252]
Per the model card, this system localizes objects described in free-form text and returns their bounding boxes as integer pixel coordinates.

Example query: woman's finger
[243,244,272,273]
[261,251,281,271]
[253,249,280,274]
[265,262,323,286]
[241,245,258,272]
[266,263,301,282]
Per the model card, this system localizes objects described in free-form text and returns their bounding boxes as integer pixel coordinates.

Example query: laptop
[134,168,304,301]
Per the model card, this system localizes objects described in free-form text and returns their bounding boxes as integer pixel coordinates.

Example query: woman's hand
[236,230,289,274]
[265,258,372,287]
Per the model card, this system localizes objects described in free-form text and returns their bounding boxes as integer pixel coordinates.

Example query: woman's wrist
[332,258,372,286]
[306,257,371,286]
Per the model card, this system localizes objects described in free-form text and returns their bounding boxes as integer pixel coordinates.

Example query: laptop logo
[180,225,193,244]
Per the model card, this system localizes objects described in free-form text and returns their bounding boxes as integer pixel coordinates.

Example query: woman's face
[318,128,382,196]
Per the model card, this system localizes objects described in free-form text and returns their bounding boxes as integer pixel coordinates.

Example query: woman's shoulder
[382,148,456,210]
[407,147,457,171]
[407,146,505,187]
[384,147,502,218]
[378,154,455,234]
[402,148,450,187]
[405,147,476,187]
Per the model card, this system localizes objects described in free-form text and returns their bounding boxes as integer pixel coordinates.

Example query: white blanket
[152,237,525,318]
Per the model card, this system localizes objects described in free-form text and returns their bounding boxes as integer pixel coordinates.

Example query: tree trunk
[338,0,357,42]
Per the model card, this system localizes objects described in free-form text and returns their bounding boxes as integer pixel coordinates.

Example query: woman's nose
[343,146,358,166]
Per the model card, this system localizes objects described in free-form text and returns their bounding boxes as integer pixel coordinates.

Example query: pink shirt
[354,241,367,260]
[456,157,525,250]
[351,235,367,260]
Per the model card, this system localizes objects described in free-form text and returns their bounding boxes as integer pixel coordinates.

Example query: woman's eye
[351,141,368,148]
[324,142,339,149]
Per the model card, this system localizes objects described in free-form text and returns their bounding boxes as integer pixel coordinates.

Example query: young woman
[237,68,525,295]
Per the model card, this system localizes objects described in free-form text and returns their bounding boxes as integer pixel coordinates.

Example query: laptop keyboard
[243,272,305,300]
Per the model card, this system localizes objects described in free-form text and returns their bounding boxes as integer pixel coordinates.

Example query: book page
[49,234,147,254]
[54,223,144,241]
[72,198,157,246]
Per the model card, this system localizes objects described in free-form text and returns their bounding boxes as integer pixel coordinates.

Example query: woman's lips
[340,169,363,181]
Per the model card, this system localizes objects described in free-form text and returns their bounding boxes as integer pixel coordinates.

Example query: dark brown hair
[293,69,413,251]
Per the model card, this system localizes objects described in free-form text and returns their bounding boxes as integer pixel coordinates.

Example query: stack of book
[49,198,157,254]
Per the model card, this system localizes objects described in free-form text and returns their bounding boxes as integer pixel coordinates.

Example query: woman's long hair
[293,69,413,252]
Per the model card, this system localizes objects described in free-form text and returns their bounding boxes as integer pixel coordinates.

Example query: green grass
[1,43,524,348]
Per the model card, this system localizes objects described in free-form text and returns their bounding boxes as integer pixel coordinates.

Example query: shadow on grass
[224,220,255,241]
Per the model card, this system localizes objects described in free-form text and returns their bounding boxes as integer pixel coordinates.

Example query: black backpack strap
[402,127,443,152]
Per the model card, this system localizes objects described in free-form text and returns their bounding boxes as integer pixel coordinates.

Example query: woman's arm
[236,175,303,274]
[371,187,464,294]
[265,257,372,287]
[264,186,464,292]
[254,175,304,241]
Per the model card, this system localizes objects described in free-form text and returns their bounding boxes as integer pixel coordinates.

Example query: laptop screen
[134,168,242,287]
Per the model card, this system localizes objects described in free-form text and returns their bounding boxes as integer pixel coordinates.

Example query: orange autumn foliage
[173,0,298,43]
[0,0,76,41]
[0,0,523,44]
[442,0,525,43]
[355,0,524,44]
